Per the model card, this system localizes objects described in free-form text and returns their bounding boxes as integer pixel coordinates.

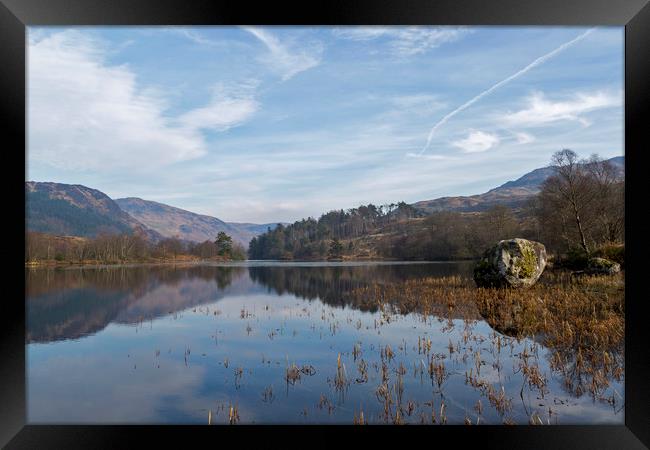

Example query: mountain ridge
[25,155,624,246]
[26,181,163,241]
[25,181,285,247]
[114,197,279,246]
[412,155,623,214]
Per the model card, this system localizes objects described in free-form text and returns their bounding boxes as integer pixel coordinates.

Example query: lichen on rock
[585,257,621,275]
[474,238,547,289]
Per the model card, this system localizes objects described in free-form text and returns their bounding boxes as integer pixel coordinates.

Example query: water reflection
[249,263,474,312]
[26,263,623,424]
[27,263,472,343]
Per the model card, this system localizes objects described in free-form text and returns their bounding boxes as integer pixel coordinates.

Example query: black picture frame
[2,0,648,448]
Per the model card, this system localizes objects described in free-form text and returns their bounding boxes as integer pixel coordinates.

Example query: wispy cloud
[28,30,257,172]
[242,26,322,80]
[501,91,621,127]
[405,153,454,160]
[332,27,389,41]
[513,131,536,144]
[170,28,222,47]
[419,28,596,154]
[389,94,446,114]
[333,26,468,56]
[178,80,259,132]
[451,130,500,153]
[27,26,624,224]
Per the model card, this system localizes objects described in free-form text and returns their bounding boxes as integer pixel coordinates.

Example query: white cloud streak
[28,30,258,172]
[405,152,453,160]
[419,28,596,154]
[242,26,322,80]
[27,27,623,224]
[333,26,468,56]
[178,81,259,132]
[171,28,221,47]
[502,91,621,127]
[451,130,500,153]
[514,131,535,144]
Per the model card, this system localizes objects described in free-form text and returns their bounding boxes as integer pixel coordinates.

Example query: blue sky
[26,26,624,223]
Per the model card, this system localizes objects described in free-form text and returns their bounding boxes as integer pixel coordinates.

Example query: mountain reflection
[248,263,478,316]
[26,265,246,343]
[26,262,473,343]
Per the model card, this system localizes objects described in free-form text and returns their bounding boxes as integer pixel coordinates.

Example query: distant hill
[26,156,623,248]
[25,181,284,248]
[413,156,624,214]
[226,222,287,236]
[115,197,280,246]
[26,182,162,241]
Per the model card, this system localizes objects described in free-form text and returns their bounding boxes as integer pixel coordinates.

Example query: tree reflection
[26,265,245,343]
[473,272,624,402]
[248,263,474,313]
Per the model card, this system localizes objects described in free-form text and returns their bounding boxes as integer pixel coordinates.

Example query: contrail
[419,28,596,155]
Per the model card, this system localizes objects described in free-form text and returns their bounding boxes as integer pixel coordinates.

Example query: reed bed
[348,270,624,411]
[186,269,623,425]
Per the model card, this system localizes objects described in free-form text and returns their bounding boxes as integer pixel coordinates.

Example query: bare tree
[542,149,595,255]
[535,150,624,258]
[481,204,518,244]
[584,154,624,244]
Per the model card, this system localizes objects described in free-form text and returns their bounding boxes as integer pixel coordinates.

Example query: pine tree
[215,231,233,257]
[328,237,344,259]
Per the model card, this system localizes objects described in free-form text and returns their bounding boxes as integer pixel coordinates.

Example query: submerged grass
[111,266,623,425]
[350,270,624,402]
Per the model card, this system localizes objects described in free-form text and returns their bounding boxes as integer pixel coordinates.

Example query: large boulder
[585,257,621,275]
[474,238,547,288]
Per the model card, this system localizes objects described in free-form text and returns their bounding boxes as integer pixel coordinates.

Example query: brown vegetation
[25,231,246,265]
[352,270,624,402]
[534,150,624,259]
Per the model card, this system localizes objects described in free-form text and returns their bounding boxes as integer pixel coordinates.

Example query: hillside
[25,156,623,252]
[25,182,162,241]
[227,222,287,236]
[250,155,624,261]
[413,156,623,214]
[115,197,279,246]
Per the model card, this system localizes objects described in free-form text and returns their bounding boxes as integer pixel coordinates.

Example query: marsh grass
[228,403,239,425]
[351,270,623,401]
[285,363,301,385]
[334,353,348,392]
[262,385,274,403]
[332,270,622,424]
[353,407,366,425]
[135,267,622,425]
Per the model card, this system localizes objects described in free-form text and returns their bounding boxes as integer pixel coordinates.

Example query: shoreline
[24,257,238,267]
[25,257,478,268]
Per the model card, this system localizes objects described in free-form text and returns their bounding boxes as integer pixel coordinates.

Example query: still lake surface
[26,262,623,424]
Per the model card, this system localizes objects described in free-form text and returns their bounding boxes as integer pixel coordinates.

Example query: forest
[249,150,624,264]
[25,150,623,266]
[25,230,247,264]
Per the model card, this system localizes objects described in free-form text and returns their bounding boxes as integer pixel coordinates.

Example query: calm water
[26,262,623,424]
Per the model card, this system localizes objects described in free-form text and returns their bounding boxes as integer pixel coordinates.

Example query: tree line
[248,150,623,262]
[533,150,624,260]
[248,202,420,260]
[378,205,534,260]
[25,150,623,264]
[25,230,246,264]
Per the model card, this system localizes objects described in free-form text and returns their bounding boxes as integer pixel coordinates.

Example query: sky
[26,26,624,224]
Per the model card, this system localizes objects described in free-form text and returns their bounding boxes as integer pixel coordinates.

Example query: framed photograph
[2,0,649,447]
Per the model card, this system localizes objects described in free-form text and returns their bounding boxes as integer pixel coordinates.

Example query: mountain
[26,156,623,247]
[413,156,624,214]
[26,182,162,241]
[27,265,257,343]
[25,181,282,247]
[114,197,280,246]
[226,222,286,236]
